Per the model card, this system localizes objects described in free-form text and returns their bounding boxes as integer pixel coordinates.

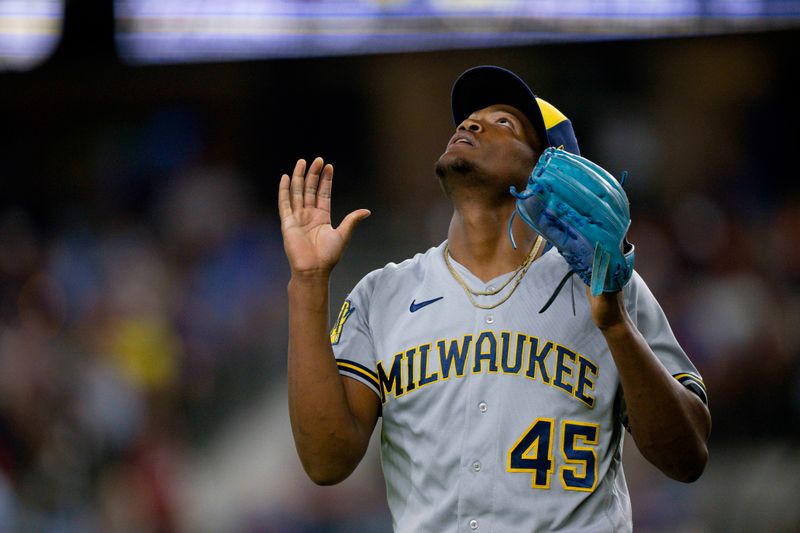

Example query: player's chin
[434,152,476,180]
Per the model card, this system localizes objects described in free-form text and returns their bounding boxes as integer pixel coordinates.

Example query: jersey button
[486,315,494,324]
[487,285,496,292]
[472,461,481,472]
[469,519,479,530]
[478,401,488,413]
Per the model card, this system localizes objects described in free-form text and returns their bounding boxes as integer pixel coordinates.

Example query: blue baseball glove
[510,147,635,300]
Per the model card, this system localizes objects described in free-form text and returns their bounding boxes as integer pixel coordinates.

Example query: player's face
[436,104,542,197]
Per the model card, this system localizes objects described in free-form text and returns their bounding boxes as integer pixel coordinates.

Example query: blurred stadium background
[1,1,799,531]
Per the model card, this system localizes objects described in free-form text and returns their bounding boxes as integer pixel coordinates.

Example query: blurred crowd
[0,151,289,529]
[0,31,798,533]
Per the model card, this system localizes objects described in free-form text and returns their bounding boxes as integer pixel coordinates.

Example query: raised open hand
[278,157,370,277]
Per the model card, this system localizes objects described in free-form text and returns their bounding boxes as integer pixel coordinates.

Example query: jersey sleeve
[330,269,382,399]
[624,273,708,405]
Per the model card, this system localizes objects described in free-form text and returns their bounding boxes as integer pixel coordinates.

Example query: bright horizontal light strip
[115,0,800,64]
[0,0,63,70]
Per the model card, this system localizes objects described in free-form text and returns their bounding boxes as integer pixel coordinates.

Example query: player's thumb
[337,209,371,244]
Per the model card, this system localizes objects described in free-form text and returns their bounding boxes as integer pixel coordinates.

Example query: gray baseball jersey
[331,241,707,533]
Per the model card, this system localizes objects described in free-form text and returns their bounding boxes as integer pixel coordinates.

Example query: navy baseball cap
[451,65,580,155]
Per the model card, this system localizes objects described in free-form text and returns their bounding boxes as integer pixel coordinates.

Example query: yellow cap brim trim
[536,97,568,130]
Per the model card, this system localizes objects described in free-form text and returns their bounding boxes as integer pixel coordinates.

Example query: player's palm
[282,205,347,273]
[279,157,370,275]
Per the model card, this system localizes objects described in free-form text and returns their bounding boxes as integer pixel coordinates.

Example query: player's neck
[447,204,539,282]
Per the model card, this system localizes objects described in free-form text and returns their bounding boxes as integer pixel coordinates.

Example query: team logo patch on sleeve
[330,299,354,345]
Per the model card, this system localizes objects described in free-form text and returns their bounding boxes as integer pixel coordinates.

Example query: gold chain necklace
[444,235,543,310]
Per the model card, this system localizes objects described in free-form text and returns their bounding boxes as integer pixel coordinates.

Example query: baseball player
[278,65,710,532]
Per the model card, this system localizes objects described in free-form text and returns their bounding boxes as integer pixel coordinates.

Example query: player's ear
[520,113,545,156]
[531,133,546,158]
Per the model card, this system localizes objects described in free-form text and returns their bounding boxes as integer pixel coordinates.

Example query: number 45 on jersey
[508,418,600,492]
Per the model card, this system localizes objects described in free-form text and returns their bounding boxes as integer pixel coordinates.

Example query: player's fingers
[304,157,324,208]
[337,209,371,245]
[290,159,306,212]
[317,163,334,212]
[278,174,296,230]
